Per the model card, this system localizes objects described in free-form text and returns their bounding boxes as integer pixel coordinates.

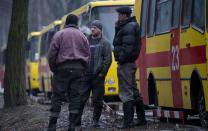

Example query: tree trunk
[4,0,29,107]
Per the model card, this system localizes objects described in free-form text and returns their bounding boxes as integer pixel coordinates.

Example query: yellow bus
[135,0,208,127]
[60,0,135,100]
[27,32,41,95]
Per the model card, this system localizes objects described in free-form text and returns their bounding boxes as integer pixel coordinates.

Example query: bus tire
[198,89,208,128]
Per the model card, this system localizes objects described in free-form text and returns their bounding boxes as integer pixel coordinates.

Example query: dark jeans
[117,63,141,103]
[50,66,84,118]
[78,74,105,120]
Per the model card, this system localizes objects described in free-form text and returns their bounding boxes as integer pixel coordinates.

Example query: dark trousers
[117,62,145,121]
[50,66,84,118]
[78,74,105,121]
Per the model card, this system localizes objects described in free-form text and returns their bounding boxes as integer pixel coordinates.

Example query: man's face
[118,13,128,22]
[90,26,102,37]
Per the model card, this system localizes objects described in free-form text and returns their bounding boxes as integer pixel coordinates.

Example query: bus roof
[40,20,62,34]
[28,32,41,39]
[89,0,134,8]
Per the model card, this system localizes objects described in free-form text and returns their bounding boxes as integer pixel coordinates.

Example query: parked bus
[135,0,208,127]
[27,32,41,95]
[28,0,134,100]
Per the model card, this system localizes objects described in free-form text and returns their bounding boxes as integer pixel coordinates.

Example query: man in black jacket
[113,6,146,129]
[76,20,112,127]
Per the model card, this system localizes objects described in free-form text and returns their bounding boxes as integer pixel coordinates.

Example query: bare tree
[4,0,29,107]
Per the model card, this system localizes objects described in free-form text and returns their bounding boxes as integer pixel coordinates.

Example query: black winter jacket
[87,35,112,77]
[113,16,141,64]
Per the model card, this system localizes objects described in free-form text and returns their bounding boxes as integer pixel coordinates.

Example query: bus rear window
[192,0,204,32]
[29,36,39,62]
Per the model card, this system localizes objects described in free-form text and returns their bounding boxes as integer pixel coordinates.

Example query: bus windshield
[91,6,132,46]
[29,36,39,62]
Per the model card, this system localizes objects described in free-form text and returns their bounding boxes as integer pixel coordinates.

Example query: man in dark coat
[47,14,90,131]
[75,20,112,127]
[113,6,146,129]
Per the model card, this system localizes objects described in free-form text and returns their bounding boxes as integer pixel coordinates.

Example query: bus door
[170,0,183,108]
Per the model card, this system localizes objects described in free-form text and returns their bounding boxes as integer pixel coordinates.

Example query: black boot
[135,99,146,126]
[92,104,103,127]
[117,101,134,129]
[47,117,57,131]
[75,104,85,126]
[68,113,77,131]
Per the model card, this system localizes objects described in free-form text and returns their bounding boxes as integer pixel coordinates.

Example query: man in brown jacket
[47,14,90,131]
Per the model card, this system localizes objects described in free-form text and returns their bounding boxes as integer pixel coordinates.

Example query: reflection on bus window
[192,0,204,32]
[91,6,133,45]
[29,36,39,62]
[155,0,172,34]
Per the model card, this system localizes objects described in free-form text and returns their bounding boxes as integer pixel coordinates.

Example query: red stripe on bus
[179,45,206,65]
[146,51,170,67]
[144,45,206,68]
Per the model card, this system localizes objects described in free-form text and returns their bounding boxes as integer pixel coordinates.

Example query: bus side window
[141,0,148,37]
[172,0,180,28]
[192,0,205,32]
[40,33,48,57]
[155,0,172,34]
[181,0,192,28]
[46,30,56,53]
[147,0,156,37]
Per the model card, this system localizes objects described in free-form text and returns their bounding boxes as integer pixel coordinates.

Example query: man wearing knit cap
[75,20,112,128]
[113,6,146,129]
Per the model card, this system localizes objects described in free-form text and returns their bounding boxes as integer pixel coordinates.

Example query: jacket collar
[64,24,78,29]
[118,16,137,27]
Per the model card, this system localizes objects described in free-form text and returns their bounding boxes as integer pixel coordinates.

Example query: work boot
[117,101,134,129]
[47,117,57,131]
[135,99,146,126]
[92,104,103,127]
[68,113,77,131]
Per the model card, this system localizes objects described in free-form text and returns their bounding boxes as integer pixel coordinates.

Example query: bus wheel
[198,89,208,128]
